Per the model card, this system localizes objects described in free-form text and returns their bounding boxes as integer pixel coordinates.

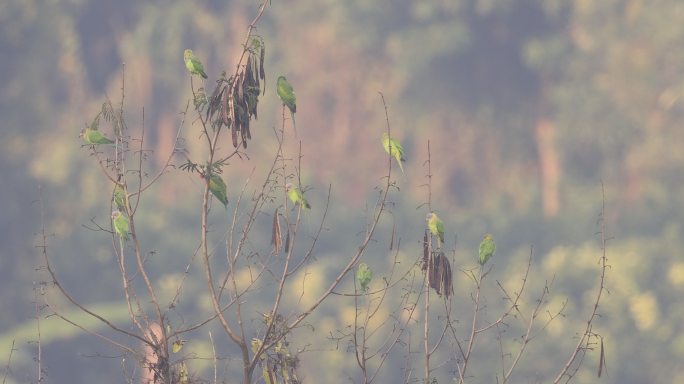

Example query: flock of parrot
[81,48,497,289]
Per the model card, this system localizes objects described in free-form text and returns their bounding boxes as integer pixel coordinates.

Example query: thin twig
[552,184,609,383]
[1,339,15,384]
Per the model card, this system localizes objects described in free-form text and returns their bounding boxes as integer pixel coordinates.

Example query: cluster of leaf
[422,231,453,297]
[205,36,266,149]
[84,99,126,140]
[178,159,227,177]
[97,99,126,137]
[251,313,300,384]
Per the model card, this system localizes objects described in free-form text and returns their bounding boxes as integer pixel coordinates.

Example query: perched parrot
[113,183,126,212]
[276,76,297,134]
[201,173,228,208]
[172,340,184,354]
[80,125,114,145]
[382,133,406,173]
[285,183,310,209]
[111,210,129,241]
[426,212,445,247]
[184,49,208,79]
[478,233,496,266]
[357,263,373,293]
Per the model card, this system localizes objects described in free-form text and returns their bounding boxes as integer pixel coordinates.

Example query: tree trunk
[535,118,560,217]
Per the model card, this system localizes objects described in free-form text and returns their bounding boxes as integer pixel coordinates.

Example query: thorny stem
[38,187,145,349]
[283,95,394,336]
[351,242,404,384]
[245,119,298,376]
[424,246,431,381]
[457,268,483,383]
[131,109,165,338]
[423,139,434,382]
[426,140,432,212]
[195,3,272,383]
[503,280,550,382]
[1,339,15,384]
[33,284,42,383]
[553,184,609,383]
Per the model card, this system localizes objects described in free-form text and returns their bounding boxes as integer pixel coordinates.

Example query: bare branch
[553,184,609,383]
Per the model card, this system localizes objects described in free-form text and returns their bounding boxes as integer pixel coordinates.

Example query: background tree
[1,0,683,383]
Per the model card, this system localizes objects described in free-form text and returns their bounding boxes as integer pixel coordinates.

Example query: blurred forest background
[1,0,684,383]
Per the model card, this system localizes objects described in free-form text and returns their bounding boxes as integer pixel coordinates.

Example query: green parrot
[184,49,208,79]
[113,183,126,212]
[80,125,114,145]
[357,263,373,293]
[382,133,406,173]
[426,212,445,247]
[276,75,297,134]
[285,183,310,209]
[201,173,228,208]
[478,233,496,266]
[111,210,129,241]
[172,339,184,354]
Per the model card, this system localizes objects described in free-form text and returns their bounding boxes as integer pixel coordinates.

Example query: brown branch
[195,3,274,376]
[503,280,551,382]
[285,123,392,334]
[1,339,15,384]
[32,284,43,383]
[37,186,147,346]
[134,102,189,198]
[553,184,609,383]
